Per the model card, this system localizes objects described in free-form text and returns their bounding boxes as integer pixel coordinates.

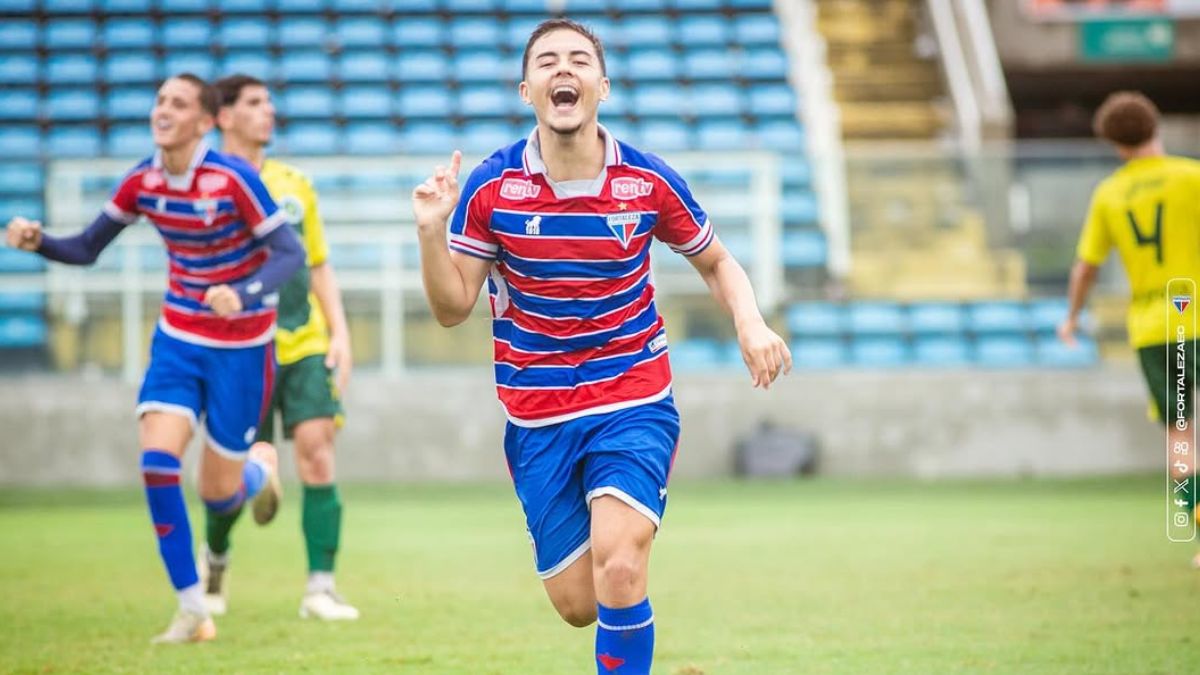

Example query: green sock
[303,484,342,573]
[206,506,244,556]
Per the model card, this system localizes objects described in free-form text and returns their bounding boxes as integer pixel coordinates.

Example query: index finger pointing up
[449,150,462,178]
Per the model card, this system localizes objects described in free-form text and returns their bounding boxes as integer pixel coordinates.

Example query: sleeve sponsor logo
[610,176,653,201]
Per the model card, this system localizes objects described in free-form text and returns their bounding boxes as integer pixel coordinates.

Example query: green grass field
[1,476,1197,674]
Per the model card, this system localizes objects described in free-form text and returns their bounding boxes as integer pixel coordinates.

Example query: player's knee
[594,555,644,597]
[197,476,240,502]
[294,421,336,484]
[553,599,597,627]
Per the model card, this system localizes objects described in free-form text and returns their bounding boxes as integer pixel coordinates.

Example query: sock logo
[597,654,626,671]
[154,523,174,538]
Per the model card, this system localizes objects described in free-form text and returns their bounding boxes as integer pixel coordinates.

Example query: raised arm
[5,213,127,265]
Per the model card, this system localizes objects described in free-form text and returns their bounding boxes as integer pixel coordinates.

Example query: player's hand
[5,217,43,251]
[412,150,462,234]
[325,331,353,394]
[1056,316,1078,348]
[204,285,243,317]
[737,319,792,389]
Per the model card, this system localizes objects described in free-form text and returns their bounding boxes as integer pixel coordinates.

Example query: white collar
[153,141,208,191]
[522,123,620,177]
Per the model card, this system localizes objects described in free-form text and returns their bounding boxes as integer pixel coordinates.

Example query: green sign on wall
[1079,18,1175,62]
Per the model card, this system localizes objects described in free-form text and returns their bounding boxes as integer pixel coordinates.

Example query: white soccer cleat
[150,608,216,645]
[197,546,229,616]
[248,441,282,526]
[299,590,361,621]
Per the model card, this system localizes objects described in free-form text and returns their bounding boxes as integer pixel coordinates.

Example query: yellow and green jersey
[260,159,331,365]
[1076,155,1200,348]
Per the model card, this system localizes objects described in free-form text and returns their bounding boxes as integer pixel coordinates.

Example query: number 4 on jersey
[1127,202,1164,265]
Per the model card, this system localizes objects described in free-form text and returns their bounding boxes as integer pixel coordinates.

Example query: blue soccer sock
[596,597,654,674]
[202,456,268,515]
[141,450,199,593]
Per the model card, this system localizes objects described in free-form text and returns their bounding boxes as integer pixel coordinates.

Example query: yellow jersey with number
[259,159,331,365]
[1076,155,1200,348]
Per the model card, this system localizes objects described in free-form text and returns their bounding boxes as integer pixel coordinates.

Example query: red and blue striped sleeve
[643,155,713,257]
[102,164,147,225]
[448,163,501,261]
[222,160,288,239]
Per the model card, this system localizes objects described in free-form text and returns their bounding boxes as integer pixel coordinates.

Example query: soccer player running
[1059,91,1200,554]
[411,19,791,674]
[205,74,358,620]
[3,74,305,643]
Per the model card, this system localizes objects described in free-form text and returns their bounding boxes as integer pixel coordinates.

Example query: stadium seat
[461,122,511,153]
[781,229,826,268]
[221,52,274,81]
[160,0,211,11]
[0,246,45,273]
[393,18,444,49]
[345,123,401,155]
[0,197,43,222]
[45,20,96,50]
[759,119,805,151]
[281,52,333,83]
[101,0,153,11]
[106,124,154,156]
[0,126,42,157]
[46,127,102,158]
[103,19,156,50]
[673,0,720,10]
[218,18,274,48]
[449,17,502,48]
[850,337,910,368]
[678,15,728,47]
[601,87,629,116]
[790,338,847,369]
[339,52,391,82]
[635,120,690,152]
[0,90,38,120]
[0,315,47,349]
[454,51,508,84]
[398,86,454,118]
[400,122,457,155]
[335,18,387,49]
[669,339,724,371]
[633,85,679,117]
[1035,335,1098,368]
[683,49,733,80]
[0,0,35,11]
[781,191,818,225]
[1027,298,1070,333]
[909,302,966,335]
[620,17,672,46]
[786,302,844,337]
[742,48,789,80]
[563,0,605,12]
[690,83,743,117]
[733,13,781,46]
[0,163,43,193]
[626,49,677,81]
[0,21,37,51]
[331,0,386,9]
[782,159,811,189]
[445,0,495,11]
[848,302,906,336]
[727,0,772,10]
[340,86,393,118]
[458,86,511,118]
[500,0,545,13]
[975,336,1034,368]
[603,50,625,81]
[696,120,748,151]
[0,291,44,313]
[276,0,327,11]
[967,301,1029,334]
[913,336,970,367]
[749,83,797,116]
[162,20,213,50]
[720,230,753,263]
[45,89,100,121]
[580,16,615,45]
[103,53,157,84]
[43,0,94,12]
[600,117,632,142]
[397,51,450,83]
[282,87,336,119]
[281,123,340,155]
[392,0,438,11]
[506,17,543,49]
[278,18,330,48]
[218,0,273,11]
[48,54,98,84]
[164,52,216,80]
[611,0,666,12]
[0,56,38,85]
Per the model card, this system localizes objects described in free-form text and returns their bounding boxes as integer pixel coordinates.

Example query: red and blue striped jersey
[104,143,288,348]
[449,127,713,427]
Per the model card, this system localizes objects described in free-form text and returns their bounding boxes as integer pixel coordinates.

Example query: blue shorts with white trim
[503,396,681,579]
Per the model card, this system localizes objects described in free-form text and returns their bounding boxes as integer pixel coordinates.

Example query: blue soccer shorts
[503,396,681,579]
[136,326,275,458]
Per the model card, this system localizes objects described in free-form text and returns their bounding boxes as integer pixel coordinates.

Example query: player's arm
[687,236,792,388]
[5,212,127,265]
[301,179,354,391]
[1059,190,1111,347]
[412,151,494,327]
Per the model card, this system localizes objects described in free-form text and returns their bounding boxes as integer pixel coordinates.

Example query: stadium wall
[0,368,1158,486]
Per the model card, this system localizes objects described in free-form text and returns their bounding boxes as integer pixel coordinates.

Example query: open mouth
[551,85,580,111]
[153,118,172,132]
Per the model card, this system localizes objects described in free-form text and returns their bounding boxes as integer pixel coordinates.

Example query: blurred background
[1,0,1198,485]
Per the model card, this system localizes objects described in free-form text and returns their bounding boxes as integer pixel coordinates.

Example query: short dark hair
[522,18,606,80]
[168,72,221,117]
[213,74,267,108]
[1093,91,1159,147]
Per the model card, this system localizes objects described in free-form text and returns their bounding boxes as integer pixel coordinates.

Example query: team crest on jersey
[141,171,164,189]
[500,179,542,200]
[198,173,229,193]
[606,212,641,248]
[524,215,541,235]
[193,198,219,225]
[610,177,653,201]
[279,195,305,226]
[1174,295,1192,315]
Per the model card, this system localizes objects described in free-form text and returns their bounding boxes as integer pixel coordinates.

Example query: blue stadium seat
[335,18,387,49]
[0,315,47,349]
[331,0,387,10]
[282,123,339,155]
[848,302,906,336]
[46,127,102,158]
[345,122,400,155]
[669,338,723,371]
[696,120,748,151]
[1027,297,1070,333]
[454,51,507,84]
[678,15,728,46]
[104,53,158,84]
[281,52,332,82]
[913,336,970,367]
[603,50,625,81]
[101,0,153,11]
[620,16,672,45]
[278,18,329,48]
[0,126,42,157]
[600,118,632,142]
[276,0,326,11]
[45,20,95,50]
[786,302,843,337]
[564,0,605,12]
[635,120,690,152]
[0,291,45,313]
[500,0,545,13]
[103,19,156,50]
[221,52,274,80]
[219,18,274,48]
[282,87,335,118]
[733,13,780,46]
[580,16,615,46]
[328,243,384,270]
[967,301,1028,334]
[461,122,511,153]
[612,0,666,12]
[458,86,511,118]
[781,190,818,225]
[759,119,805,151]
[339,52,390,82]
[106,124,154,156]
[393,18,444,49]
[47,54,98,84]
[340,86,393,118]
[0,90,38,120]
[400,122,457,155]
[975,336,1034,368]
[909,302,965,335]
[673,0,719,10]
[449,17,501,47]
[45,89,100,121]
[683,49,733,80]
[781,229,826,268]
[397,51,449,83]
[749,83,796,116]
[445,0,494,11]
[742,48,788,80]
[398,86,453,118]
[850,337,910,368]
[0,247,45,273]
[719,230,752,263]
[392,0,438,13]
[164,52,216,80]
[690,83,742,117]
[160,0,210,11]
[0,56,38,85]
[782,159,811,188]
[0,21,37,51]
[790,338,847,369]
[218,0,271,11]
[727,0,772,10]
[506,17,544,49]
[601,87,629,116]
[626,49,677,81]
[1035,335,1098,368]
[0,163,43,193]
[0,197,43,222]
[633,85,679,117]
[162,20,213,49]
[43,0,94,12]
[0,0,35,10]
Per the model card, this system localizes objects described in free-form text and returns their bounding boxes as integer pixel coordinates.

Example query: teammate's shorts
[1138,339,1198,427]
[504,396,681,579]
[136,326,275,458]
[257,353,343,443]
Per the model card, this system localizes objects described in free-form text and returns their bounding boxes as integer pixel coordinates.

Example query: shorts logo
[500,179,542,200]
[658,486,667,500]
[606,212,641,248]
[610,177,653,201]
[244,427,257,444]
[198,173,229,193]
[1174,295,1191,315]
[142,171,164,189]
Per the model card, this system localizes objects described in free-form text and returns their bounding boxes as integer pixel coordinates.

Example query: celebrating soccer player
[411,19,792,675]
[206,74,358,620]
[3,74,304,644]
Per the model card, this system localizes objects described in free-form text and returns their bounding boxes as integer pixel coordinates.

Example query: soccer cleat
[197,545,229,616]
[299,589,361,621]
[249,441,282,526]
[150,608,216,645]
